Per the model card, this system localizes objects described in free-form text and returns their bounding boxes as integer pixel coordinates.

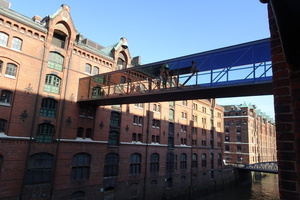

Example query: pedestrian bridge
[233,161,278,174]
[78,38,272,106]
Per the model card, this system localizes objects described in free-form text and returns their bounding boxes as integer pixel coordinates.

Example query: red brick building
[223,102,276,165]
[0,2,230,200]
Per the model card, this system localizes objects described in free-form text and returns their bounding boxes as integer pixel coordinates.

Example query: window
[166,152,174,172]
[11,37,22,50]
[48,52,64,71]
[201,154,207,167]
[225,145,230,151]
[92,86,103,98]
[169,108,174,120]
[71,191,85,200]
[5,63,17,77]
[137,133,142,142]
[192,153,198,169]
[153,104,157,111]
[0,155,2,171]
[133,115,138,124]
[150,153,159,174]
[157,105,161,112]
[0,32,8,46]
[0,119,7,133]
[44,75,61,94]
[182,100,187,106]
[85,64,91,74]
[225,136,230,142]
[86,128,92,138]
[104,153,119,177]
[138,117,143,126]
[36,123,54,143]
[51,30,66,49]
[110,112,120,127]
[93,66,99,75]
[71,153,91,182]
[180,153,187,170]
[77,127,84,138]
[108,131,119,146]
[0,90,12,104]
[0,60,2,74]
[40,98,57,118]
[237,136,241,142]
[167,178,173,188]
[181,112,187,119]
[130,153,141,175]
[152,119,160,128]
[218,153,222,167]
[237,145,242,152]
[25,153,54,184]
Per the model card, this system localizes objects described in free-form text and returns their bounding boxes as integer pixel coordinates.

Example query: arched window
[166,152,174,172]
[11,37,22,50]
[0,32,8,46]
[44,74,61,94]
[85,63,91,74]
[71,191,85,200]
[40,98,57,118]
[71,153,91,182]
[117,53,127,70]
[36,123,54,143]
[0,119,7,133]
[180,153,187,170]
[192,153,198,169]
[25,153,54,184]
[104,153,119,177]
[0,90,12,104]
[5,63,17,77]
[201,153,207,167]
[130,153,141,175]
[93,66,99,75]
[48,52,64,71]
[150,153,159,174]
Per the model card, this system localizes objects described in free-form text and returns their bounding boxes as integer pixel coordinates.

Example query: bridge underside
[80,81,273,106]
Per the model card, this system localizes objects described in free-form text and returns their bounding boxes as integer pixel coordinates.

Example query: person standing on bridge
[159,63,170,89]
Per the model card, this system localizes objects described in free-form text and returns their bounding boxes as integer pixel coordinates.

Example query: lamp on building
[125,125,129,132]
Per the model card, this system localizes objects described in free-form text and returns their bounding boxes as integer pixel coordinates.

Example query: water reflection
[196,173,279,200]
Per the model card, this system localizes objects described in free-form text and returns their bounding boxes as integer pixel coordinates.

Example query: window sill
[0,102,11,106]
[4,74,16,79]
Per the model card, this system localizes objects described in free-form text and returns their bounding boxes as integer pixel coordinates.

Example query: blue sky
[9,0,274,117]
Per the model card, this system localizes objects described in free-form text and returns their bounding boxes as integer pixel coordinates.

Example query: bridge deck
[78,38,272,106]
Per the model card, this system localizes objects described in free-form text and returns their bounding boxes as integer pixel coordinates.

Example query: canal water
[196,173,279,200]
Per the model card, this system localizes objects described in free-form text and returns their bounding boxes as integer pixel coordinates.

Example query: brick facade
[0,3,233,200]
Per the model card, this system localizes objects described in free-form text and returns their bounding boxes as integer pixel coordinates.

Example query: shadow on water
[194,173,279,200]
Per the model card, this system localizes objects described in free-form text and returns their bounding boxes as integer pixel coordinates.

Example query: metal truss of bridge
[78,38,272,106]
[233,161,278,174]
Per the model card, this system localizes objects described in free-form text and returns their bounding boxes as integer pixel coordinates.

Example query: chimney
[0,0,11,9]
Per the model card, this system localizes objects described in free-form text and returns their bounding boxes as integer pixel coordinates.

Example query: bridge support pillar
[262,1,300,199]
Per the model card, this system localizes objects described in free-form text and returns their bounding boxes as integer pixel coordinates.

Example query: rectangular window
[0,119,7,133]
